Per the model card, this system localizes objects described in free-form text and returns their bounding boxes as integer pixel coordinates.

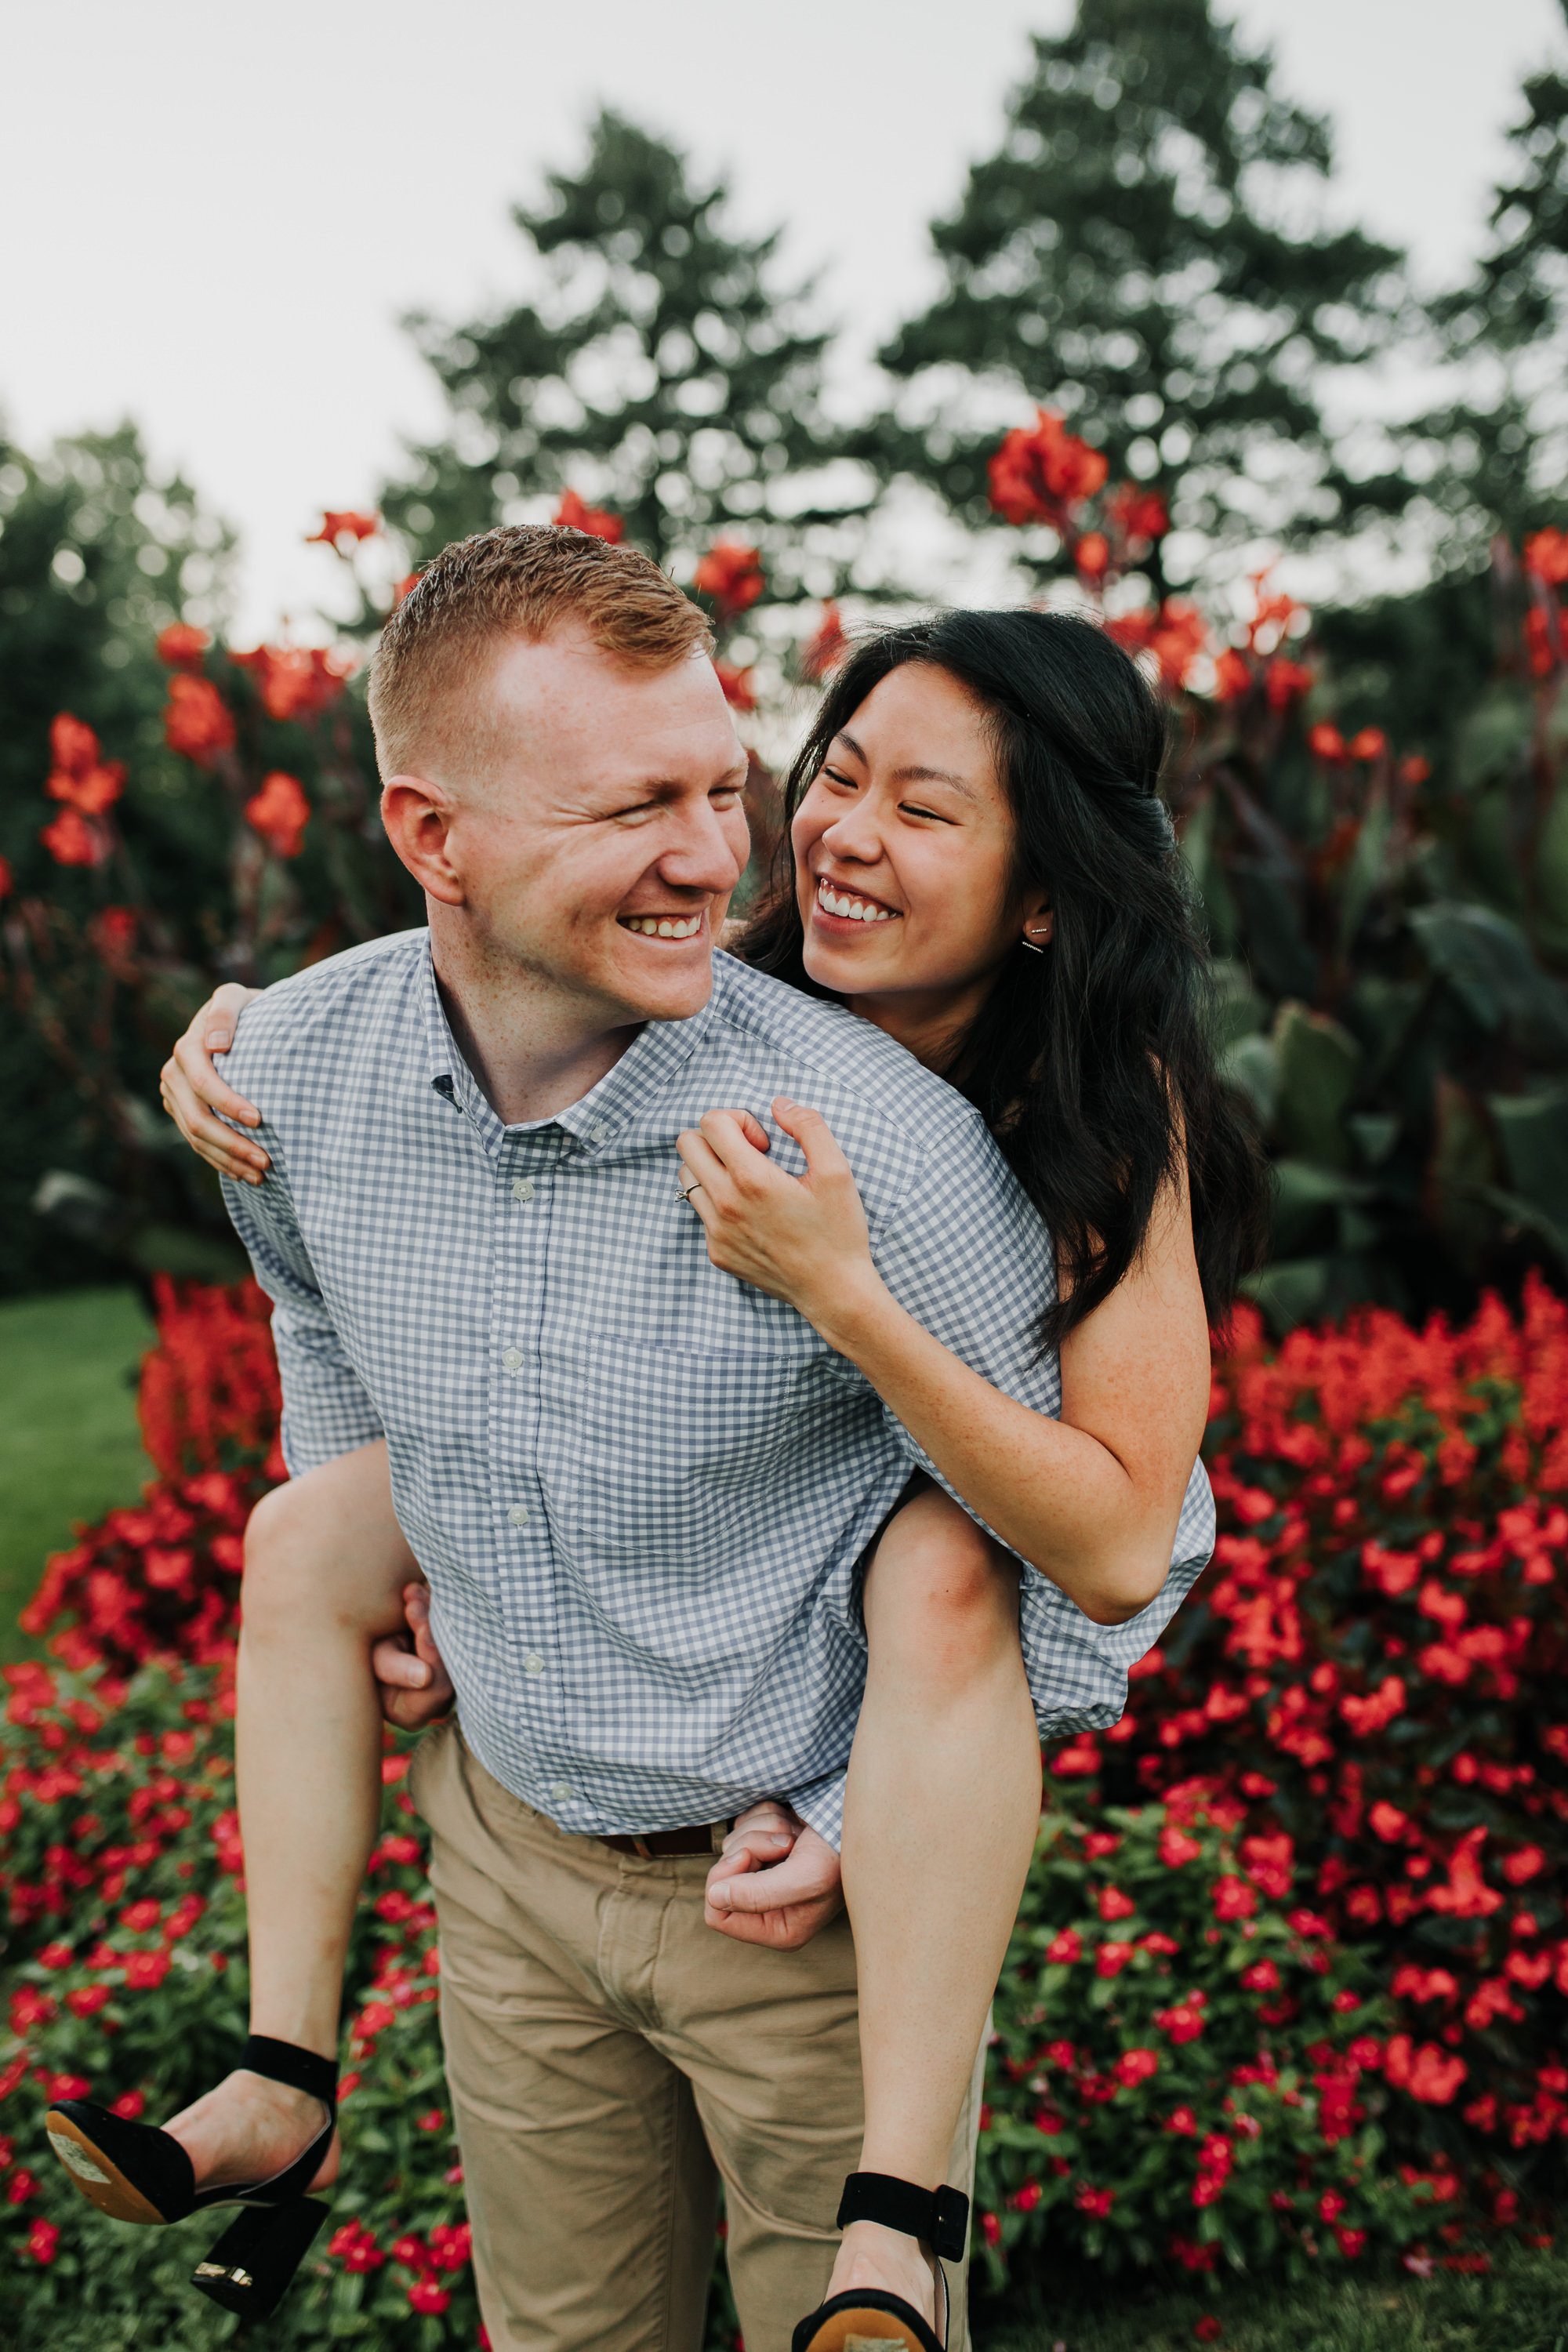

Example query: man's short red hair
[368,523,713,784]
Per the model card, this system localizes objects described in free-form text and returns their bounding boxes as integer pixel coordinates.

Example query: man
[212,525,1060,2351]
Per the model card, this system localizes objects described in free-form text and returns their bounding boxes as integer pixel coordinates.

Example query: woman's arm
[675,1098,1210,1627]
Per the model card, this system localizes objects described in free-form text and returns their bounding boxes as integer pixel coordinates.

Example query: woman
[78,610,1265,2349]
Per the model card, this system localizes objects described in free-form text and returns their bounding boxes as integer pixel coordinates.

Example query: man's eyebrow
[829,730,976,801]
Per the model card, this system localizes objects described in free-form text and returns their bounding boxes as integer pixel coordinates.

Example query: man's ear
[380,775,465,905]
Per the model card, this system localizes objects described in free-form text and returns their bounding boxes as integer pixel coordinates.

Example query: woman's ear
[1018,890,1054,951]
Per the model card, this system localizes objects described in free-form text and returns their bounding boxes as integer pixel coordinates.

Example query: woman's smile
[810,871,902,929]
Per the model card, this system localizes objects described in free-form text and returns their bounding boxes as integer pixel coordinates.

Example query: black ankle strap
[240,2036,338,2106]
[837,2172,970,2266]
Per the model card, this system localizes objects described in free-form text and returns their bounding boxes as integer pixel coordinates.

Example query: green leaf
[1454,680,1532,791]
[1272,1003,1362,1167]
[1408,901,1568,1059]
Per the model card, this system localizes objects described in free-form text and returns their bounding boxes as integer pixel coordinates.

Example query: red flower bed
[9,1273,1568,2314]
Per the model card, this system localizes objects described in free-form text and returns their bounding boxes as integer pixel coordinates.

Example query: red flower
[1348,727,1386,760]
[1097,1886,1137,1922]
[110,2090,146,2119]
[41,807,112,868]
[1210,647,1253,702]
[1211,1875,1257,1921]
[1155,2003,1206,2045]
[1264,657,1313,710]
[1524,527,1568,585]
[1159,1825,1203,1867]
[164,673,236,765]
[230,643,352,722]
[45,711,125,815]
[66,1985,111,2018]
[1076,531,1110,579]
[713,661,757,713]
[1307,722,1346,762]
[1096,1941,1135,1978]
[692,539,765,621]
[1074,2183,1115,2216]
[245,772,310,859]
[124,1949,171,1990]
[988,409,1109,525]
[307,510,379,547]
[554,489,624,543]
[1194,2318,1223,2343]
[1045,1929,1082,1964]
[800,601,848,681]
[1113,2047,1159,2086]
[0,855,9,898]
[1240,1958,1280,1992]
[1503,1845,1545,1886]
[24,2220,59,2265]
[1336,2228,1367,2257]
[407,2275,452,2315]
[1384,2035,1467,2104]
[156,622,210,667]
[1106,483,1169,542]
[1051,1737,1102,1776]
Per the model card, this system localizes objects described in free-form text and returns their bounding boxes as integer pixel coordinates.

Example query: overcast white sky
[3,0,1563,633]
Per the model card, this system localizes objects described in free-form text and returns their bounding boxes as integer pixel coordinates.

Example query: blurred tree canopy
[382,110,868,604]
[875,0,1414,573]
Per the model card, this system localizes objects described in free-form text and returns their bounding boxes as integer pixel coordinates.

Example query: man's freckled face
[792,662,1025,1004]
[441,627,753,1026]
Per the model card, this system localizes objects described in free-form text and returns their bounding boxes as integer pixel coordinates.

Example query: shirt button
[510,1176,535,1203]
[501,1348,524,1373]
[588,1122,609,1144]
[524,1653,546,1675]
[550,1781,573,1802]
[507,1504,529,1526]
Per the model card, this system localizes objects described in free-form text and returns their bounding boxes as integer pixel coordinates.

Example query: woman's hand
[371,1581,456,1732]
[703,1800,844,1949]
[674,1097,878,1340]
[160,983,267,1183]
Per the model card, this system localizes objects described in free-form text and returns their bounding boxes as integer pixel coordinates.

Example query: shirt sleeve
[781,1767,848,1853]
[219,1156,384,1477]
[866,1117,1216,1742]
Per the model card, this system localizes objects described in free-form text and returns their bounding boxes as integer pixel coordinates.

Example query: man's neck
[430,928,642,1127]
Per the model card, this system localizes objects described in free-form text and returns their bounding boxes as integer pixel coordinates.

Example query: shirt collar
[417,931,722,1155]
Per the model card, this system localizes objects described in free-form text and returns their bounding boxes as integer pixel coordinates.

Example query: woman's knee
[241,1448,412,1643]
[863,1490,1020,1671]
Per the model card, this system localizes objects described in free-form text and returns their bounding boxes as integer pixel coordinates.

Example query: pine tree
[382,111,863,601]
[877,0,1410,569]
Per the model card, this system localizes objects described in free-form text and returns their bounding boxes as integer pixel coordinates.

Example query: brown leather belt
[597,1823,725,1859]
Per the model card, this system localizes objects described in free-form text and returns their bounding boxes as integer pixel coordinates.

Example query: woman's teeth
[622,914,702,939]
[816,880,896,924]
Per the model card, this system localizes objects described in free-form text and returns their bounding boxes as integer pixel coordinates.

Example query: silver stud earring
[1021,920,1052,953]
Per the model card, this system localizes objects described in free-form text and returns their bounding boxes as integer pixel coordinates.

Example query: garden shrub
[2,1276,1568,2340]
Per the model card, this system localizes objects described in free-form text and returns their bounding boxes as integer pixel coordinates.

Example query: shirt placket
[491,1123,571,1817]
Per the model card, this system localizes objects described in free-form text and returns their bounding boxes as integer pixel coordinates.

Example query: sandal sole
[44,2110,171,2225]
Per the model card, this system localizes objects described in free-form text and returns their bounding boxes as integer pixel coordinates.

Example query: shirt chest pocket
[539,1338,833,1572]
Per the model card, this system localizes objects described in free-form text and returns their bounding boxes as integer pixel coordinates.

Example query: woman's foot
[823,2219,938,2329]
[161,2070,339,2194]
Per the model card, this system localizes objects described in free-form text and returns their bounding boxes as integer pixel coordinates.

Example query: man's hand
[371,1581,456,1731]
[704,1800,844,1949]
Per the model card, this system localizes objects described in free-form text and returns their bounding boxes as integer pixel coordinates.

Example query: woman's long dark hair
[742,609,1270,1349]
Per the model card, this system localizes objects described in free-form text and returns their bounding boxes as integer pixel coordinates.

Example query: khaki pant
[409,1723,982,2352]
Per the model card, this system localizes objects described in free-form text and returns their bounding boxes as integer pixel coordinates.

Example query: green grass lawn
[0,1287,155,1661]
[975,2234,1568,2351]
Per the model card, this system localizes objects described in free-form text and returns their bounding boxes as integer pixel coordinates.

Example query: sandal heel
[191,2195,329,2320]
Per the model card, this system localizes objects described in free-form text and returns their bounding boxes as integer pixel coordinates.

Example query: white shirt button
[588,1122,609,1144]
[507,1504,529,1526]
[524,1653,546,1675]
[510,1177,535,1203]
[550,1781,573,1802]
[501,1348,524,1373]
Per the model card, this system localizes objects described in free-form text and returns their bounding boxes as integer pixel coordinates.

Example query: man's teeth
[816,880,895,924]
[622,914,703,938]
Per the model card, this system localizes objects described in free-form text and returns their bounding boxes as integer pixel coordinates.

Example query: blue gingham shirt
[220,931,1214,1848]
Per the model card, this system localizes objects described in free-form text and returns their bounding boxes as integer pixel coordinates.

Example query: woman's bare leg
[829,1486,1043,2322]
[162,1440,418,2189]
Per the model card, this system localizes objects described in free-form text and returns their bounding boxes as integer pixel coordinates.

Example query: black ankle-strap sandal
[791,2171,971,2352]
[45,2034,338,2321]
